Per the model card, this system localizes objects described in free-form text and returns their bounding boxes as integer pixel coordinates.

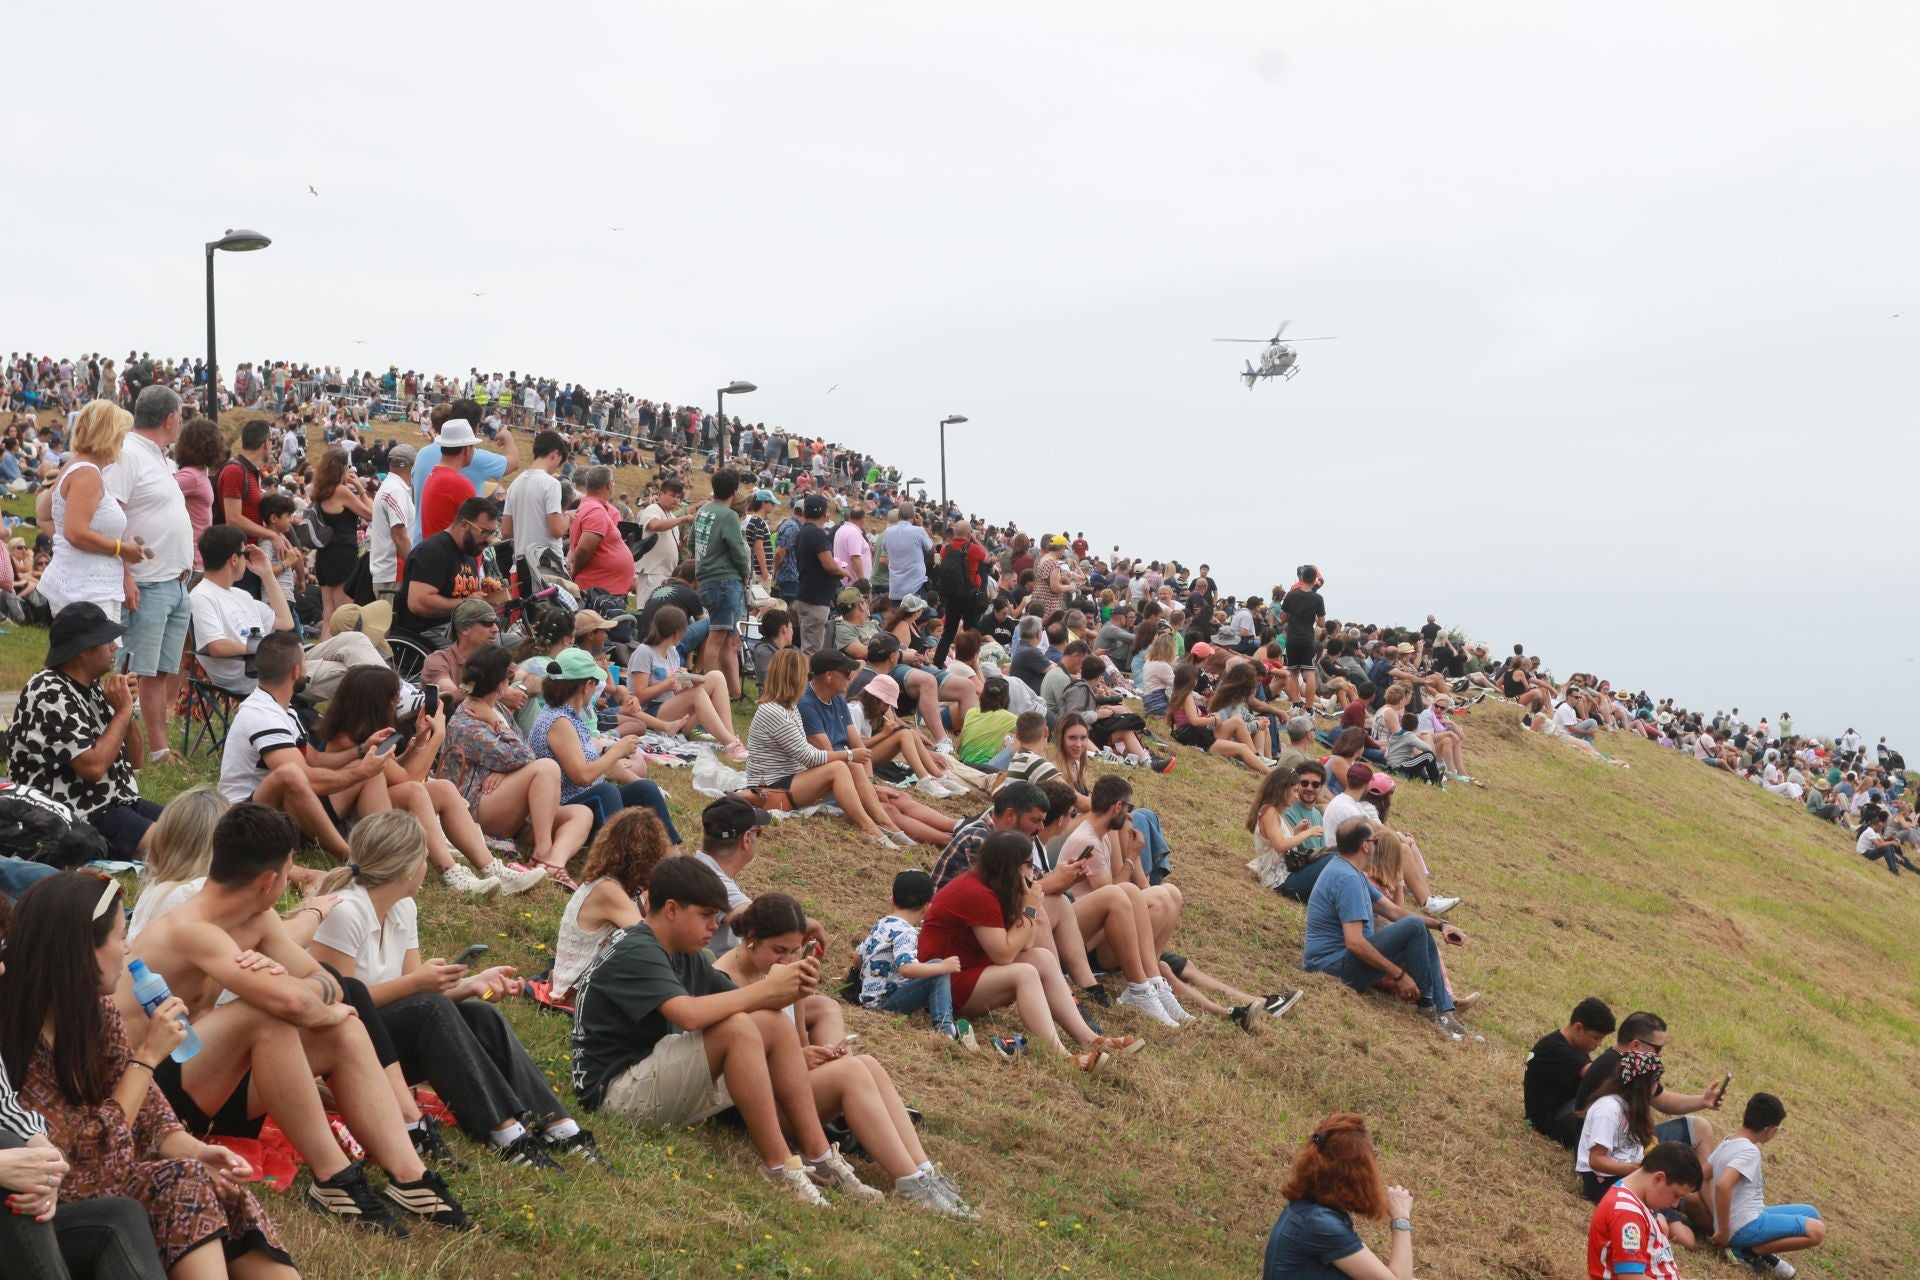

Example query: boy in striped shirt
[1588,1143,1702,1279]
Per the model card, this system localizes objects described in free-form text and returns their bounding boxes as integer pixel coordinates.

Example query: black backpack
[0,782,112,868]
[936,542,977,610]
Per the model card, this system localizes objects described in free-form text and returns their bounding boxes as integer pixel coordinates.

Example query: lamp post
[715,381,756,465]
[938,415,968,514]
[204,228,272,420]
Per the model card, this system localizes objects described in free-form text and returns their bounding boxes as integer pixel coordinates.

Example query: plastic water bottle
[128,960,202,1064]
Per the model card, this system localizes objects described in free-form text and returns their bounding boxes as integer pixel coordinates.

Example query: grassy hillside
[6,408,1916,1277]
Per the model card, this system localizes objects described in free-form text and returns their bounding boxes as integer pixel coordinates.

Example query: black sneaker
[1076,1002,1105,1036]
[1229,1002,1267,1035]
[1264,990,1305,1019]
[1150,754,1177,775]
[499,1131,565,1172]
[409,1116,467,1172]
[1080,983,1113,1008]
[545,1127,602,1165]
[307,1160,407,1237]
[382,1168,471,1230]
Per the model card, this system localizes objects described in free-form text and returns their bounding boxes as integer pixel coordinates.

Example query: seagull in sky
[826,382,840,395]
[470,292,487,297]
[308,185,318,196]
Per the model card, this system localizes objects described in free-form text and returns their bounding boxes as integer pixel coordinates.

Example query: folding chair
[179,650,253,758]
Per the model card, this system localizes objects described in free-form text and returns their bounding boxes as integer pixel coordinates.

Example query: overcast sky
[9,3,1918,743]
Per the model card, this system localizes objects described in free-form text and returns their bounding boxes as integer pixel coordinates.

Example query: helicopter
[1213,320,1337,387]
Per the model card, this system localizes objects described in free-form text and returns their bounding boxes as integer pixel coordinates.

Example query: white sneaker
[806,1145,883,1202]
[936,773,971,797]
[1422,894,1461,915]
[916,776,952,799]
[442,865,501,898]
[762,1155,831,1206]
[487,863,550,896]
[896,1169,972,1218]
[933,739,955,757]
[926,1166,981,1220]
[1152,976,1196,1024]
[1118,982,1180,1027]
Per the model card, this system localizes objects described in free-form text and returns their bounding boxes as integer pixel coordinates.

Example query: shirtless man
[121,802,470,1236]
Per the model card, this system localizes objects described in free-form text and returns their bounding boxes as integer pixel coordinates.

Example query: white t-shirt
[1321,790,1374,842]
[692,852,750,956]
[218,689,305,803]
[368,473,414,584]
[502,467,564,562]
[189,579,278,692]
[128,877,204,940]
[635,503,679,577]
[1574,1093,1642,1175]
[103,432,193,582]
[1553,702,1580,730]
[313,884,419,987]
[1706,1135,1766,1236]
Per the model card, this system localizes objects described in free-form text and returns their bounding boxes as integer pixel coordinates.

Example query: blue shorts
[1730,1205,1821,1251]
[123,577,192,677]
[699,579,744,630]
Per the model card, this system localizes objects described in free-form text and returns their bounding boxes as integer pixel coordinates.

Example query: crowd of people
[0,345,1878,1278]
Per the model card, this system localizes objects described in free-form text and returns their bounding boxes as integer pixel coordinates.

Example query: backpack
[0,782,111,868]
[936,541,978,610]
[210,455,260,527]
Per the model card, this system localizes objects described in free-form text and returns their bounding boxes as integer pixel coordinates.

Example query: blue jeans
[0,855,58,901]
[1318,916,1453,1013]
[981,746,1014,773]
[1131,808,1172,883]
[577,778,682,843]
[699,578,744,630]
[123,576,192,677]
[1279,852,1333,902]
[678,617,711,663]
[876,975,955,1034]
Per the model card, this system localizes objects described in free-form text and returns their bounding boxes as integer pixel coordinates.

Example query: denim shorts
[699,578,745,630]
[1729,1205,1820,1251]
[123,576,192,676]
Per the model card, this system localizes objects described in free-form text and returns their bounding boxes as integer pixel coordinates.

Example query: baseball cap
[835,586,866,611]
[572,609,613,636]
[891,868,935,911]
[701,795,771,843]
[1366,772,1397,796]
[1189,642,1216,659]
[387,444,418,469]
[864,632,902,662]
[809,649,859,677]
[799,493,828,517]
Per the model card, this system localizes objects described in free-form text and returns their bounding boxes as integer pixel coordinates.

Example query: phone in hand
[374,735,402,756]
[802,938,825,962]
[115,647,133,674]
[421,685,439,719]
[1719,1072,1732,1099]
[452,943,490,966]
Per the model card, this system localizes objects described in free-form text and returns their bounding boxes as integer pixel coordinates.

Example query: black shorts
[1285,636,1317,671]
[153,1056,263,1140]
[318,795,354,837]
[1160,951,1188,978]
[1172,723,1216,751]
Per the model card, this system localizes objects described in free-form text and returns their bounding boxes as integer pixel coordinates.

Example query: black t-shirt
[1010,646,1052,695]
[633,580,705,645]
[569,923,735,1111]
[795,522,838,607]
[1574,1046,1625,1111]
[395,531,479,635]
[1523,1030,1591,1130]
[1435,643,1466,679]
[1280,587,1325,643]
[1420,621,1441,644]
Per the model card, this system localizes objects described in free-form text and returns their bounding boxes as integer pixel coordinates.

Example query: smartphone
[374,735,402,756]
[115,647,133,674]
[452,943,490,966]
[837,1034,859,1049]
[421,685,439,718]
[802,938,825,962]
[1719,1072,1732,1099]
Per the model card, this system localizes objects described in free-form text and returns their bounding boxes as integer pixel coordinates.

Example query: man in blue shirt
[1302,817,1478,1042]
[797,650,857,750]
[409,401,521,539]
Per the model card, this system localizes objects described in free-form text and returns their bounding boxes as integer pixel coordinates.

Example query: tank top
[41,460,128,612]
[552,877,621,996]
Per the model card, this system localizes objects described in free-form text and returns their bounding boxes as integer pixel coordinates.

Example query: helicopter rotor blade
[1211,338,1269,343]
[1272,320,1291,341]
[1281,336,1337,341]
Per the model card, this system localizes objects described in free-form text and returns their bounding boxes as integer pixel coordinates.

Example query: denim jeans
[876,975,955,1034]
[0,855,59,901]
[0,1193,167,1280]
[1130,808,1172,883]
[1319,916,1453,1013]
[379,993,568,1139]
[578,778,683,843]
[1279,852,1334,902]
[89,800,165,862]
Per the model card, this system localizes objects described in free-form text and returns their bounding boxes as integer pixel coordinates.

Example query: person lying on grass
[715,893,978,1218]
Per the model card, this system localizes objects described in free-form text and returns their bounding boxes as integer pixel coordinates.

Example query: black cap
[864,632,901,662]
[799,493,828,518]
[890,868,934,911]
[701,795,771,843]
[45,602,126,669]
[809,649,859,677]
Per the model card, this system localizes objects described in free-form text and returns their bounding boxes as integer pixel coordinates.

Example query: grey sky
[8,3,1918,744]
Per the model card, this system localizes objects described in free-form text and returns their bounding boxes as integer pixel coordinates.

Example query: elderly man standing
[368,443,416,603]
[104,384,192,761]
[6,603,158,859]
[832,503,872,591]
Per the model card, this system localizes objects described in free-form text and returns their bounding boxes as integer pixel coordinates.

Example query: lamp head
[721,380,757,396]
[941,414,968,426]
[208,228,272,253]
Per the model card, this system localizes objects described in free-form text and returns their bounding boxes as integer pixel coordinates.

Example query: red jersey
[1588,1184,1676,1280]
[420,466,477,540]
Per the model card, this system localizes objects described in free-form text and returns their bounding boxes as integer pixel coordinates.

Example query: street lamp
[204,228,272,419]
[715,380,756,465]
[938,415,968,513]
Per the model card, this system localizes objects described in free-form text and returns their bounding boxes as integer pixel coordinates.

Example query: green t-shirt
[958,707,1019,766]
[832,616,879,653]
[570,923,736,1110]
[692,502,749,583]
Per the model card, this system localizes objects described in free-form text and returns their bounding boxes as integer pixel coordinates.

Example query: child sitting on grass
[1709,1093,1826,1278]
[855,869,976,1049]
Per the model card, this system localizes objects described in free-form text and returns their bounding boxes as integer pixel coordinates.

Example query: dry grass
[9,406,1919,1276]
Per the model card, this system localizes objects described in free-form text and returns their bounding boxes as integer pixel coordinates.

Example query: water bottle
[128,959,202,1063]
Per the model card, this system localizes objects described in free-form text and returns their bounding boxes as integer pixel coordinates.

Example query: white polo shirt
[103,432,192,582]
[218,688,305,802]
[368,472,415,585]
[502,466,563,563]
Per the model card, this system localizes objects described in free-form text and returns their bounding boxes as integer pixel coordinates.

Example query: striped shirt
[0,1059,47,1139]
[746,702,829,787]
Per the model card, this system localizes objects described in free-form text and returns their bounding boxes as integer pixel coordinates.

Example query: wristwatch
[1390,1217,1412,1233]
[1022,906,1038,919]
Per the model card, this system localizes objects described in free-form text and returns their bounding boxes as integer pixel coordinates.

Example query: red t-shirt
[1588,1184,1676,1279]
[569,495,634,595]
[215,458,263,535]
[918,871,1007,1008]
[420,466,477,541]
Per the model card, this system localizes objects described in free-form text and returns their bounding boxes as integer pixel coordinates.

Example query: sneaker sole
[307,1186,408,1237]
[1266,991,1305,1019]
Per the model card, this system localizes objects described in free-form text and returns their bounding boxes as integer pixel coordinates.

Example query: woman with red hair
[1261,1113,1420,1279]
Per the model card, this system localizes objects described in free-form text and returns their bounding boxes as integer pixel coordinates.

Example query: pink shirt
[175,466,215,570]
[569,495,634,595]
[833,521,871,584]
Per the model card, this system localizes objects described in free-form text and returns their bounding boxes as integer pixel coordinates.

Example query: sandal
[538,862,580,890]
[723,742,750,762]
[1091,1034,1145,1057]
[1072,1050,1111,1074]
